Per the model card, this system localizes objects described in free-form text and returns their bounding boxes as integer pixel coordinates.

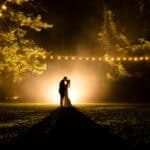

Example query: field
[0,103,150,149]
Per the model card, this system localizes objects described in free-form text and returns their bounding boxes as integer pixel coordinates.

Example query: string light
[117,57,121,61]
[72,57,75,60]
[1,5,7,11]
[145,56,149,60]
[57,56,61,60]
[50,56,54,59]
[65,56,68,60]
[98,57,102,61]
[123,57,127,61]
[0,12,2,17]
[140,57,144,61]
[92,57,96,61]
[111,57,114,61]
[86,57,89,61]
[79,57,82,61]
[48,55,150,63]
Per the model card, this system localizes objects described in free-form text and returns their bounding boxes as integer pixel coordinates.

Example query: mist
[19,58,109,104]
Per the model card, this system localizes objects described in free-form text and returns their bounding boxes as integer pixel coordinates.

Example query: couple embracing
[59,76,72,107]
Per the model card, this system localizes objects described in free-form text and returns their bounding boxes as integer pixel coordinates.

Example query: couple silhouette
[59,76,72,107]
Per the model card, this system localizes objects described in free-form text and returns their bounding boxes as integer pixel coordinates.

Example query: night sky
[33,0,150,55]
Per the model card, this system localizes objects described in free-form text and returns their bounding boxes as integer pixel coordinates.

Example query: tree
[0,0,53,82]
[98,9,150,80]
[0,0,53,99]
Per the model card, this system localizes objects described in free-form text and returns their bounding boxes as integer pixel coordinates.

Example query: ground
[0,103,150,149]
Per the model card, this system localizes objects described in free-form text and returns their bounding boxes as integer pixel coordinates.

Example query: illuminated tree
[0,0,53,100]
[98,9,150,80]
[0,0,53,82]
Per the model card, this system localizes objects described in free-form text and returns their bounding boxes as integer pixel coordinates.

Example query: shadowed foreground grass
[0,103,150,149]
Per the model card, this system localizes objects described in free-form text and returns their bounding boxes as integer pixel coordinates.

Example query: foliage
[0,0,53,82]
[98,10,150,80]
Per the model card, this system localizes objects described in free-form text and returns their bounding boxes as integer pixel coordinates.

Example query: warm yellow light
[98,57,102,61]
[128,57,133,61]
[134,57,138,61]
[43,73,98,104]
[92,57,96,61]
[111,57,114,61]
[104,57,109,62]
[86,57,89,61]
[123,57,127,61]
[72,57,75,60]
[145,56,149,60]
[117,57,121,61]
[57,56,61,60]
[50,56,54,59]
[79,57,82,60]
[0,12,3,17]
[140,57,144,61]
[65,56,68,60]
[49,24,54,28]
[1,5,7,11]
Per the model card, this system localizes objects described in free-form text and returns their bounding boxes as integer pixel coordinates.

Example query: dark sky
[33,0,104,54]
[32,0,150,55]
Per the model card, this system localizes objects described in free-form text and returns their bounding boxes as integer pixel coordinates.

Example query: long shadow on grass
[14,107,128,149]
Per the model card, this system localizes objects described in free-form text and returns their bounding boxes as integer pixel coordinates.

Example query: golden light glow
[48,55,150,63]
[134,57,138,61]
[0,12,2,17]
[72,57,75,60]
[98,57,102,61]
[145,56,149,60]
[140,57,144,61]
[65,56,68,60]
[79,57,82,60]
[123,57,127,61]
[57,56,61,60]
[1,5,7,11]
[86,57,89,61]
[50,56,54,59]
[111,57,114,61]
[128,57,133,61]
[92,57,96,61]
[42,74,100,104]
[117,57,121,61]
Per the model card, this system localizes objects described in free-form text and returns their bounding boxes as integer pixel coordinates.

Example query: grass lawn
[0,103,150,148]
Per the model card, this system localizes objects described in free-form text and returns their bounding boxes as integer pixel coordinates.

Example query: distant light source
[111,57,114,61]
[128,57,133,61]
[0,12,3,17]
[86,57,89,61]
[145,56,149,60]
[79,57,82,61]
[72,57,75,60]
[1,5,7,11]
[65,56,68,60]
[92,57,96,61]
[57,56,61,60]
[134,57,138,61]
[140,57,144,61]
[123,57,127,61]
[98,57,102,61]
[117,57,121,61]
[50,56,54,59]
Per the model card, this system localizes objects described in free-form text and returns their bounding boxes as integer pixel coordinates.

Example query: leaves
[0,0,52,82]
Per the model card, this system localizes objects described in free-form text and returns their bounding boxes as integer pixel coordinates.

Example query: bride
[64,79,72,107]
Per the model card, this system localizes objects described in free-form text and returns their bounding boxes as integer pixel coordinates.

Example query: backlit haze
[20,60,108,104]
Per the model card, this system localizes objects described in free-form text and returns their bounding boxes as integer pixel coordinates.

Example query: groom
[59,76,71,107]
